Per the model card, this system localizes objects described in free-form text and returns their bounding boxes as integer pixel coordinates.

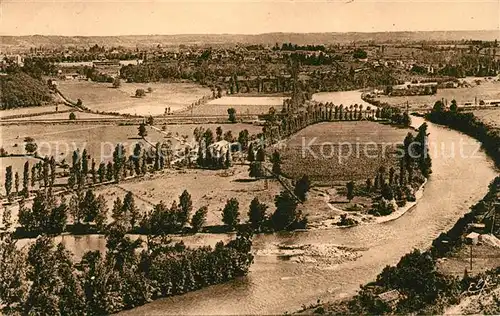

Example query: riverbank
[298,175,499,315]
[374,178,427,224]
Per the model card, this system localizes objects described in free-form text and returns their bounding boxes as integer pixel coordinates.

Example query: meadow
[0,122,262,164]
[471,108,500,129]
[279,121,411,183]
[57,81,211,116]
[94,165,282,227]
[0,104,74,119]
[189,96,286,116]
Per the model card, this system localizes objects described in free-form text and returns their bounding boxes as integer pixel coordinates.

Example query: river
[112,116,497,315]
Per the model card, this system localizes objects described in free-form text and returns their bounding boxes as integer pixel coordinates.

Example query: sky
[1,0,499,36]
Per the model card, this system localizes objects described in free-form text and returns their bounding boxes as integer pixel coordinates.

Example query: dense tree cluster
[427,104,500,167]
[0,229,253,315]
[0,72,53,109]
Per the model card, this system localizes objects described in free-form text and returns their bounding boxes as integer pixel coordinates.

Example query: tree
[0,235,28,312]
[216,126,223,142]
[25,237,86,315]
[294,175,310,202]
[248,197,268,229]
[178,190,193,228]
[14,172,19,195]
[98,162,105,183]
[227,108,237,123]
[450,99,458,112]
[222,198,240,229]
[5,166,12,197]
[23,161,30,197]
[248,161,263,178]
[111,197,124,224]
[223,130,233,142]
[346,181,355,202]
[80,149,88,174]
[31,166,36,187]
[94,195,108,231]
[112,77,121,88]
[138,123,148,138]
[247,143,255,162]
[203,128,214,147]
[135,89,146,98]
[238,129,249,150]
[433,100,445,113]
[69,112,76,120]
[353,48,368,59]
[106,162,114,181]
[122,191,139,228]
[24,137,37,155]
[381,183,394,200]
[271,150,281,175]
[366,178,372,192]
[256,147,265,162]
[91,159,97,184]
[191,206,208,233]
[272,190,305,231]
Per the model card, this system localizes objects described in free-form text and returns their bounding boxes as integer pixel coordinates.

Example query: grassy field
[471,108,500,129]
[437,242,500,278]
[7,111,120,121]
[279,121,411,184]
[92,165,282,227]
[0,104,74,119]
[57,81,211,116]
[0,123,261,163]
[312,90,373,108]
[377,80,500,109]
[189,96,286,116]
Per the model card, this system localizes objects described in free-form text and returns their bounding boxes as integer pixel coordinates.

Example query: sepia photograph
[0,0,499,315]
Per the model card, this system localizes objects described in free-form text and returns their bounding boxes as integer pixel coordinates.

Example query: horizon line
[1,29,500,38]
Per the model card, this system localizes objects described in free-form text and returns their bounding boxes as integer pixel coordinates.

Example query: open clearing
[471,108,500,129]
[189,96,286,116]
[279,121,411,183]
[0,104,74,119]
[6,111,120,121]
[376,80,500,109]
[57,81,211,116]
[0,123,261,163]
[94,164,282,227]
[312,90,373,108]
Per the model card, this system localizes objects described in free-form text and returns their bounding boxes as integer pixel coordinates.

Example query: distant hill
[1,31,499,50]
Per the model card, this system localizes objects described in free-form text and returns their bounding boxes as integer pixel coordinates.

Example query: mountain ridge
[1,30,499,49]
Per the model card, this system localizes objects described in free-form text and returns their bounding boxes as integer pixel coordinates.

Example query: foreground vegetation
[0,223,253,315]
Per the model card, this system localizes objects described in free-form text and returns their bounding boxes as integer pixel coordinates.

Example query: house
[466,232,480,245]
[377,289,402,308]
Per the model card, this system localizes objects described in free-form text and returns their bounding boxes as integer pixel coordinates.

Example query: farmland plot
[279,121,411,184]
[57,81,211,116]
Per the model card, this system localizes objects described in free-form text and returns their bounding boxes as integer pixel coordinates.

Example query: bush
[135,89,146,98]
[69,112,76,120]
